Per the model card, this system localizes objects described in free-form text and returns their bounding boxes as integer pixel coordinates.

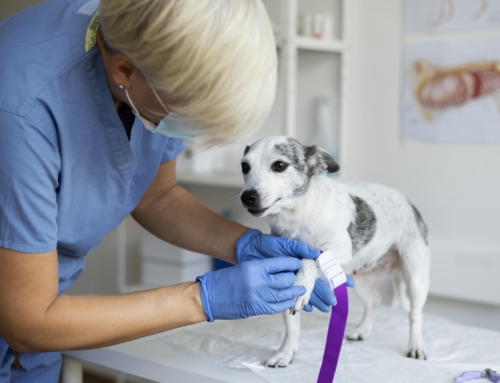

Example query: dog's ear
[304,145,340,175]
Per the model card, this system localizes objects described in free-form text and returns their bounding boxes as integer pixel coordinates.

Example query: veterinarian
[0,1,348,382]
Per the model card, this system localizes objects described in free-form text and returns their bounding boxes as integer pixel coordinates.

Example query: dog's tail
[391,274,411,311]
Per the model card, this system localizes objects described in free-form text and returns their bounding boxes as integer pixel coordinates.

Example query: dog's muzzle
[240,190,267,215]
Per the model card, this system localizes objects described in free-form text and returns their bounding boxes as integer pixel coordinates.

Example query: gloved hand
[236,229,320,264]
[196,257,305,322]
[303,274,356,313]
[235,229,355,314]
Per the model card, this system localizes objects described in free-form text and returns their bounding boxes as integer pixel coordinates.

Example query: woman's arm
[132,159,249,264]
[0,247,206,353]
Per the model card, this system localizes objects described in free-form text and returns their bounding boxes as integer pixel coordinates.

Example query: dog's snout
[241,190,259,207]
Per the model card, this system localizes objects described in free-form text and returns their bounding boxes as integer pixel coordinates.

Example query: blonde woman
[0,1,343,381]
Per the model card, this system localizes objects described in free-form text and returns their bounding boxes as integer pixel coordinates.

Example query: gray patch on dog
[272,139,313,197]
[274,138,305,171]
[244,145,252,156]
[348,196,377,254]
[292,177,311,196]
[409,202,428,245]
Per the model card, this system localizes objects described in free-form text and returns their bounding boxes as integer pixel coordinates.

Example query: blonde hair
[100,0,277,145]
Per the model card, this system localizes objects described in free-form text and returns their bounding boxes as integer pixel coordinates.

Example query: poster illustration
[403,0,500,33]
[401,39,500,143]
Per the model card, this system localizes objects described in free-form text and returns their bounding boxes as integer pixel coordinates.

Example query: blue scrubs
[0,1,186,381]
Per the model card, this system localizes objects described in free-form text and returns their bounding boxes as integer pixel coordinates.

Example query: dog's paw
[406,340,427,360]
[346,324,373,341]
[290,259,317,314]
[263,349,295,368]
[290,290,312,315]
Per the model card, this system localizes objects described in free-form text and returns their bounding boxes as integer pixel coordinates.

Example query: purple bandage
[316,251,349,383]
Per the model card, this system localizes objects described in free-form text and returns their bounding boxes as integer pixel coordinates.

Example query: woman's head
[100,0,277,145]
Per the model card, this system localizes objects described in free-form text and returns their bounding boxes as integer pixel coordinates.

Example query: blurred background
[2,0,500,381]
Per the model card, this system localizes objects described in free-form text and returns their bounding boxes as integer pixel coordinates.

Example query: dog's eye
[241,162,250,174]
[272,161,288,172]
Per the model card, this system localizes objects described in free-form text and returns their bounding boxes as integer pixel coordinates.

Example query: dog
[239,136,430,367]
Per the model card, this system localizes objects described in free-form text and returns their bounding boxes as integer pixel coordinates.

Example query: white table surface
[63,341,269,383]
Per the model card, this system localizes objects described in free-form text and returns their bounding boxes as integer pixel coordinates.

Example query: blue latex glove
[303,274,356,313]
[236,229,320,263]
[197,257,305,322]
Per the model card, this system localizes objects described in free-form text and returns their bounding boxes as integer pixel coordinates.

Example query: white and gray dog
[240,136,430,367]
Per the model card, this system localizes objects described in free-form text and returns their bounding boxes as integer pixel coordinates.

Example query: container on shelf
[299,13,314,37]
[299,12,334,41]
[312,96,338,161]
[176,143,242,175]
[140,232,212,287]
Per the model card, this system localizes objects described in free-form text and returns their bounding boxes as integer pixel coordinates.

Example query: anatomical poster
[401,38,500,143]
[403,0,500,33]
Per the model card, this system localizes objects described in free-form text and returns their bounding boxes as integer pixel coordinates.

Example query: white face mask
[123,82,201,139]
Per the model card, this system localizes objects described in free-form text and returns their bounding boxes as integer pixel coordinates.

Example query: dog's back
[345,181,428,274]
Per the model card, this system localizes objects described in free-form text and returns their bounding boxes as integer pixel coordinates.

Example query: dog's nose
[241,190,259,207]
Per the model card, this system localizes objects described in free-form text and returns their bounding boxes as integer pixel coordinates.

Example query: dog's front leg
[264,311,300,367]
[321,230,353,270]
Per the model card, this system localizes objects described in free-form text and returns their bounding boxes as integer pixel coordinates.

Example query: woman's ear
[304,145,340,175]
[110,53,138,90]
[97,31,138,92]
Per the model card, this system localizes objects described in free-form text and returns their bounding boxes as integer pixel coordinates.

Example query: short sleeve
[0,110,60,253]
[161,138,187,163]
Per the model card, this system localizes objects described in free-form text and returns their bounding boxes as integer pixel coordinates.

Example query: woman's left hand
[236,229,320,263]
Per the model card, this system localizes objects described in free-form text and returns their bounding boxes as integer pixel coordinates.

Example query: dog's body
[240,136,430,367]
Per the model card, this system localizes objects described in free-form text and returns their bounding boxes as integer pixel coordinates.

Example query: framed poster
[401,39,500,143]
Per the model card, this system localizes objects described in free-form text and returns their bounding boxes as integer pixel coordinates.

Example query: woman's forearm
[131,160,249,264]
[12,281,205,352]
[39,282,206,351]
[1,244,206,353]
[132,184,249,264]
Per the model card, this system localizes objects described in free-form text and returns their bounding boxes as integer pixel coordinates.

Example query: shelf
[296,36,346,53]
[177,171,244,188]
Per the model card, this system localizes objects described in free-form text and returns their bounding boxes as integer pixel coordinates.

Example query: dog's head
[240,136,339,217]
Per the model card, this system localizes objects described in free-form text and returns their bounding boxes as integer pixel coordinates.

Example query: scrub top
[0,0,186,381]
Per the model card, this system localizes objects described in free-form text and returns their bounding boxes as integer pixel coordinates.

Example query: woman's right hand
[196,258,305,322]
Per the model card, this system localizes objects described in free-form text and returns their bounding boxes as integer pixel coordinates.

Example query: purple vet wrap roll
[315,251,349,383]
[455,369,500,383]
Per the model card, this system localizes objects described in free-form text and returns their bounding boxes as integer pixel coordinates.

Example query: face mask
[123,83,201,139]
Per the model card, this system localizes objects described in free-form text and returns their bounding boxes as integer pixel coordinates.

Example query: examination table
[62,302,500,383]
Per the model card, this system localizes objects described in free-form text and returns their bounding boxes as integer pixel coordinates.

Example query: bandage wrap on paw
[315,250,347,291]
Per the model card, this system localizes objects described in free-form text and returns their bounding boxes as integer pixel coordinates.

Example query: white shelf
[296,36,346,53]
[177,171,243,188]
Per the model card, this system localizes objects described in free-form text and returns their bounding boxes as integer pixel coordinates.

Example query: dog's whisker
[224,194,242,209]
